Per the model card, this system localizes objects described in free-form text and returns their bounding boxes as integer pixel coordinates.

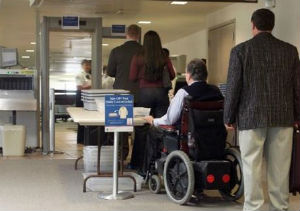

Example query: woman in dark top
[130,30,175,118]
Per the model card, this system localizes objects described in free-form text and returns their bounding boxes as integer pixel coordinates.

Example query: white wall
[164,0,300,62]
[164,29,207,63]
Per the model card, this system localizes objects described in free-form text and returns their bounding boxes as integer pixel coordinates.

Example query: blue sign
[105,95,134,132]
[62,16,80,29]
[111,25,126,36]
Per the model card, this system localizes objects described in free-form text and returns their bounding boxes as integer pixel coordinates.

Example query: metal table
[0,98,37,124]
[67,107,146,200]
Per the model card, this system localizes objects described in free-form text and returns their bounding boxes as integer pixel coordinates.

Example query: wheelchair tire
[164,150,194,205]
[219,147,244,201]
[148,174,161,194]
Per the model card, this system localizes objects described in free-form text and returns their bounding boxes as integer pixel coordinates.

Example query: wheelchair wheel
[164,150,194,205]
[148,174,161,194]
[219,147,244,201]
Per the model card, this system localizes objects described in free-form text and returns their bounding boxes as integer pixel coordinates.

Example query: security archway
[40,17,126,154]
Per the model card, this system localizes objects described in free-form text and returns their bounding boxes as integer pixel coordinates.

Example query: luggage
[289,127,300,195]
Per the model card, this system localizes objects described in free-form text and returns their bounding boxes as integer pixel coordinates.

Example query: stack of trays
[81,89,130,111]
[218,83,227,97]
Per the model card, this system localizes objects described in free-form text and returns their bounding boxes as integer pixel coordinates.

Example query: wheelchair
[146,96,244,205]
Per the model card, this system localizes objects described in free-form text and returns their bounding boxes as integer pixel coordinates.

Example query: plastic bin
[2,125,26,156]
[83,146,113,173]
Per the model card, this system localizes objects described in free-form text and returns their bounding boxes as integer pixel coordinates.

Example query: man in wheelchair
[143,58,244,204]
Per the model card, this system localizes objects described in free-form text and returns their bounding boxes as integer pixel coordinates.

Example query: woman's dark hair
[139,30,166,82]
[251,9,275,31]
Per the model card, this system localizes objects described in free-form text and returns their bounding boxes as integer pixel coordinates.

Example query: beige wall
[164,29,208,63]
[164,0,300,64]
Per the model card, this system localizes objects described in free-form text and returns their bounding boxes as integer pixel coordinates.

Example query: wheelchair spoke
[179,171,187,178]
[176,159,180,175]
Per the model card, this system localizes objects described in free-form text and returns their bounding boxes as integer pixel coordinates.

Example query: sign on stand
[105,95,134,132]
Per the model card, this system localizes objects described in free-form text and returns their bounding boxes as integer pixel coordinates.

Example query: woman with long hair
[129,30,175,118]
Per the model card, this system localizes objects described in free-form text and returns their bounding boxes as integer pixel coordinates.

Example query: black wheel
[148,174,161,194]
[163,150,194,205]
[219,147,244,201]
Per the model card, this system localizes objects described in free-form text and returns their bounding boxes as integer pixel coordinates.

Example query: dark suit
[224,32,300,130]
[224,32,300,211]
[107,40,142,103]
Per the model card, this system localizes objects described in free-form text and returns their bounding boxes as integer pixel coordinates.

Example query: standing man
[107,24,142,104]
[224,9,300,211]
[75,59,92,144]
[107,24,142,161]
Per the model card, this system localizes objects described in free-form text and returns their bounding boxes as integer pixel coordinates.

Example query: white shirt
[75,71,91,87]
[153,88,189,127]
[102,74,115,89]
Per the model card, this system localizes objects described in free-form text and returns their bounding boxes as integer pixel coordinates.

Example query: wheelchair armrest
[158,125,177,133]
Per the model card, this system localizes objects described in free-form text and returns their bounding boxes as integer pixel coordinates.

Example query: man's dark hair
[127,24,141,39]
[187,58,208,81]
[163,48,170,57]
[81,59,89,66]
[103,65,107,74]
[251,9,275,31]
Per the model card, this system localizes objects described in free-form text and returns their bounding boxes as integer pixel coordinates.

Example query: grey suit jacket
[107,40,142,103]
[224,32,300,130]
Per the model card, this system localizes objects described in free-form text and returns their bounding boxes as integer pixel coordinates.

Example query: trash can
[2,125,26,156]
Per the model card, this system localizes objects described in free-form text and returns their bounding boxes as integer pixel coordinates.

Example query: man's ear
[251,22,256,31]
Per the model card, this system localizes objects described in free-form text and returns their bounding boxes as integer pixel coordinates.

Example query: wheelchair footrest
[194,160,231,190]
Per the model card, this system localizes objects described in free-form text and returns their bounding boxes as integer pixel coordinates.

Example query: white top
[153,88,188,126]
[102,75,115,89]
[75,71,91,87]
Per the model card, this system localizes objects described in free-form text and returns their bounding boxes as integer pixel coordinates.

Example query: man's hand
[225,124,236,130]
[294,121,300,129]
[143,116,154,125]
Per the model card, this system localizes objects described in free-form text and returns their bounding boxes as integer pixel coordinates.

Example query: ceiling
[0,0,232,76]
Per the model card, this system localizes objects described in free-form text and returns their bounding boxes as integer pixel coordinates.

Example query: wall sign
[111,25,126,37]
[105,95,134,132]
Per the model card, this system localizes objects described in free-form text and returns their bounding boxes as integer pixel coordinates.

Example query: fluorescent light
[21,56,30,59]
[138,21,151,24]
[26,50,35,53]
[30,42,36,45]
[102,43,109,46]
[171,1,188,5]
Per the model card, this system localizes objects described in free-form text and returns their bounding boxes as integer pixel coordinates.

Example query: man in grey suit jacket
[224,9,300,211]
[107,24,142,104]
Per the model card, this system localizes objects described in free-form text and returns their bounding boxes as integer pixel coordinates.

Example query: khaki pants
[239,127,293,211]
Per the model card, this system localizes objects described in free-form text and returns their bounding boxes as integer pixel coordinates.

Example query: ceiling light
[26,50,35,53]
[30,42,36,45]
[138,21,151,24]
[102,43,109,46]
[21,56,30,59]
[171,1,188,5]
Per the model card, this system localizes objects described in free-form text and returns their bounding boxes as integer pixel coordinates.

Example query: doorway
[208,21,235,85]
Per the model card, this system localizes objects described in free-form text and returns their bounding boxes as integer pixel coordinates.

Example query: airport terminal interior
[0,0,299,210]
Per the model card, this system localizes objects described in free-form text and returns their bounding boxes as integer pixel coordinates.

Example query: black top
[107,40,142,103]
[183,81,224,101]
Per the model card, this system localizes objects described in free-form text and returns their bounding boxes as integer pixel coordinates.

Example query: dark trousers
[143,127,164,173]
[138,88,169,118]
[76,90,84,144]
[130,88,169,169]
[130,125,150,169]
